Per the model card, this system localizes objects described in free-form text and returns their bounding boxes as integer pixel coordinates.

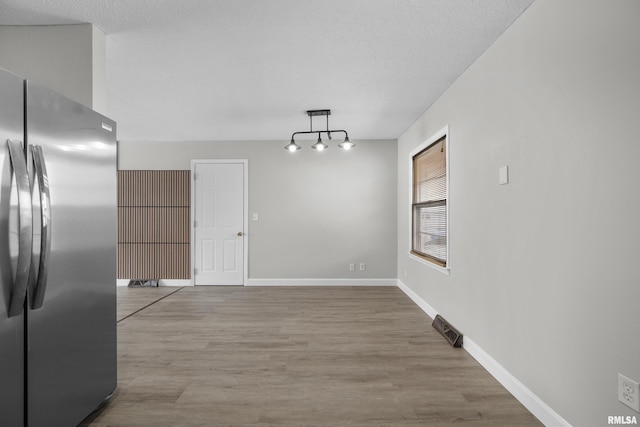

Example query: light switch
[499,166,509,185]
[252,213,259,221]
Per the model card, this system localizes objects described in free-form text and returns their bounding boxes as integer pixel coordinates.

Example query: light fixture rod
[290,129,349,139]
[291,109,346,139]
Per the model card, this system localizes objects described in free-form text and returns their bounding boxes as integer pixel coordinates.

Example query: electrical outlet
[359,263,366,271]
[619,373,640,412]
[349,263,355,272]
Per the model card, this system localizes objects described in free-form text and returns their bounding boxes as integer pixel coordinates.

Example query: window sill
[408,252,450,276]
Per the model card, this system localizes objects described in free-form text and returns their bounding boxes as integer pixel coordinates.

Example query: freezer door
[0,68,26,427]
[26,81,117,427]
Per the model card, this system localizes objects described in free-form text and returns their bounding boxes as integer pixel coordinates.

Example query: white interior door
[193,161,246,285]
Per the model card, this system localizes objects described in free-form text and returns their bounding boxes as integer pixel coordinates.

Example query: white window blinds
[412,136,447,267]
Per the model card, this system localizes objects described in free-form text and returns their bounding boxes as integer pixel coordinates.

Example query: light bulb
[338,136,355,150]
[284,139,301,151]
[311,135,328,151]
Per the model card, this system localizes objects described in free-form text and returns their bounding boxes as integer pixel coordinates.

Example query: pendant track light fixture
[285,109,354,152]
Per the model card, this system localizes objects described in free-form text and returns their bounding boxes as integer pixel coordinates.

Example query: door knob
[237,232,243,236]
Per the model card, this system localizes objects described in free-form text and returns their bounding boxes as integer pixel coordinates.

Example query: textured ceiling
[0,0,534,141]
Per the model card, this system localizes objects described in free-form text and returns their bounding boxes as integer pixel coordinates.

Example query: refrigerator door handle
[29,145,52,310]
[6,139,33,317]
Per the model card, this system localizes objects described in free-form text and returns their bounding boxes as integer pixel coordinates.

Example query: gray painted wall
[0,24,106,113]
[119,139,398,280]
[397,0,640,425]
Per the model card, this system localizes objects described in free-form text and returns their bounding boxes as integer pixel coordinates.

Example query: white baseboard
[117,278,396,287]
[395,280,570,427]
[397,280,437,319]
[462,337,571,427]
[116,279,191,287]
[246,278,397,286]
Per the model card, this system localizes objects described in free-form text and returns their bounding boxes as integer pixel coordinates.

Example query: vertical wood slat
[117,244,190,279]
[118,170,190,206]
[117,170,191,279]
[118,208,189,243]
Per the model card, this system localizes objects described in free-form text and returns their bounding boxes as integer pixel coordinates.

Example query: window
[412,133,447,268]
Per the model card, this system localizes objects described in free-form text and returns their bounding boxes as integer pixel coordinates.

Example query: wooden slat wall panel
[118,207,190,243]
[117,244,190,279]
[118,170,190,206]
[117,170,191,279]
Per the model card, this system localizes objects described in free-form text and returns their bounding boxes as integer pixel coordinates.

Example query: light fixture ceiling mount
[285,109,354,152]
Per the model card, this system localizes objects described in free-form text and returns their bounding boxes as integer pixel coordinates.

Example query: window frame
[409,126,450,274]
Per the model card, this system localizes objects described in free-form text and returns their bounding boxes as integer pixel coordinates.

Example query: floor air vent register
[432,314,463,347]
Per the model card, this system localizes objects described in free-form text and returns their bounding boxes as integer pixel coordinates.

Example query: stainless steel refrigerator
[0,67,117,426]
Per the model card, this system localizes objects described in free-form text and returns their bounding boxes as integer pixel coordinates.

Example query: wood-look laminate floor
[85,286,542,426]
[116,286,181,322]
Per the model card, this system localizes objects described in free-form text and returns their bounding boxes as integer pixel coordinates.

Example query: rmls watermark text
[608,415,638,425]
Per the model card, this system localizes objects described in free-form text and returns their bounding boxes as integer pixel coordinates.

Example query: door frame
[190,159,249,286]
